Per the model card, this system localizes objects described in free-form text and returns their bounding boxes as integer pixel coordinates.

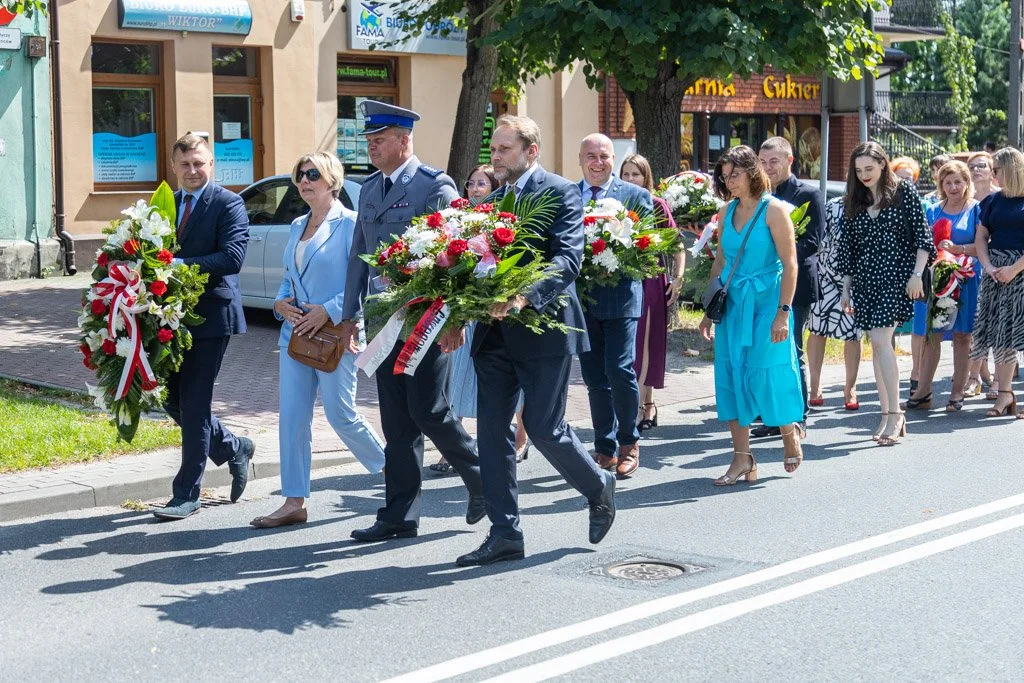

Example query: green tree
[938,12,978,150]
[490,0,885,180]
[0,0,47,16]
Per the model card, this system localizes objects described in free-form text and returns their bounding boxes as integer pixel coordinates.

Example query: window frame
[213,46,264,191]
[91,40,166,192]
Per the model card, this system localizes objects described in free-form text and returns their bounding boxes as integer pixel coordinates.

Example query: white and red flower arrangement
[358,191,569,376]
[579,198,679,296]
[656,171,724,225]
[77,182,208,441]
[928,217,974,332]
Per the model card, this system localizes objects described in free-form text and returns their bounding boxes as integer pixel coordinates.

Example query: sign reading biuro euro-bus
[349,1,465,56]
[118,0,252,36]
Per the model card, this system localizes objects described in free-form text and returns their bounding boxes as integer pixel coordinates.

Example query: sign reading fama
[118,0,253,36]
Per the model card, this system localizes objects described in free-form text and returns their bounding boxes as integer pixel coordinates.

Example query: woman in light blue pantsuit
[250,152,385,528]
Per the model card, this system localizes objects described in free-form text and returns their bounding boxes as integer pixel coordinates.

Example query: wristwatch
[912,271,923,278]
[778,304,792,312]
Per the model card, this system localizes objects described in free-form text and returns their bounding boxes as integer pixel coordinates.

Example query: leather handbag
[700,200,768,323]
[285,276,345,373]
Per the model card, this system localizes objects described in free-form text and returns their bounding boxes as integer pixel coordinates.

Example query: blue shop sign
[118,0,252,36]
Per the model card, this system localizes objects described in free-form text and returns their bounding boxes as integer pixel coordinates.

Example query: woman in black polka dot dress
[837,142,934,446]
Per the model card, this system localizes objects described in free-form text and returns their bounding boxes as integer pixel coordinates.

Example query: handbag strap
[721,197,770,291]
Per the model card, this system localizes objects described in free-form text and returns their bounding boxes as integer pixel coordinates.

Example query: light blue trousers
[278,349,386,497]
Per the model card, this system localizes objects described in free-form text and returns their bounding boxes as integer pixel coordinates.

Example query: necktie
[589,186,601,201]
[384,177,394,197]
[177,195,193,241]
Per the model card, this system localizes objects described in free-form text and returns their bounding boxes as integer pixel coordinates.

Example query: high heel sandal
[515,440,531,463]
[637,403,658,431]
[713,452,757,486]
[877,412,907,447]
[872,412,891,442]
[903,392,932,410]
[985,391,1017,417]
[780,424,804,472]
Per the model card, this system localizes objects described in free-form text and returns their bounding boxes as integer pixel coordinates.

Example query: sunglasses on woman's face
[296,168,322,182]
[968,163,989,171]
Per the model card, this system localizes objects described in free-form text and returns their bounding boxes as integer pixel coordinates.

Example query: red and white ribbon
[934,255,976,298]
[356,296,451,377]
[91,262,157,398]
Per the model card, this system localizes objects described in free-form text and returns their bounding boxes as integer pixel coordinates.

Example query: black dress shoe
[351,520,418,542]
[466,494,486,525]
[456,533,525,566]
[588,470,616,544]
[229,437,255,503]
[750,425,781,438]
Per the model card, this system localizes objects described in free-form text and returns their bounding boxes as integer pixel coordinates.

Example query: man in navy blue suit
[152,133,253,521]
[455,116,616,566]
[576,134,654,479]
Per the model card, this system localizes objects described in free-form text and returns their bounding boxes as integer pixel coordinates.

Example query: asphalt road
[2,377,1023,681]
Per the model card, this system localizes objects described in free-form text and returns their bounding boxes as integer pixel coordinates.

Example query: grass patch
[0,379,181,474]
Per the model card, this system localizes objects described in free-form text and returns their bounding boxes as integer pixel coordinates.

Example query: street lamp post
[1011,0,1024,148]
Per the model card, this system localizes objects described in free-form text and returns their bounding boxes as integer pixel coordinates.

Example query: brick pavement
[0,274,720,521]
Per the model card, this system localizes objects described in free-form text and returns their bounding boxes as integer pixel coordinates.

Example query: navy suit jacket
[577,177,654,319]
[174,183,249,338]
[773,174,824,307]
[472,166,590,360]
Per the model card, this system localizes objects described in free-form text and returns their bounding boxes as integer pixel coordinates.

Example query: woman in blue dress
[905,160,981,412]
[698,146,804,485]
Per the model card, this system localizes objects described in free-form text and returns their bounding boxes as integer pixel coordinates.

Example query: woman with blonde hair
[970,147,1024,418]
[966,150,1002,398]
[250,152,386,528]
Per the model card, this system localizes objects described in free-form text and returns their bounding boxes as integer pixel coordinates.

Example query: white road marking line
[381,492,1024,683]
[489,511,1024,682]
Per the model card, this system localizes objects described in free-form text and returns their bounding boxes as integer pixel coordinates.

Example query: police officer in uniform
[340,101,484,541]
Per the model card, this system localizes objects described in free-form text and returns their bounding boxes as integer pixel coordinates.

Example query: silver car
[238,174,363,309]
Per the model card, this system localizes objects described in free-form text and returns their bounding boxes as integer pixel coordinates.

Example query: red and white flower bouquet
[77,182,208,441]
[656,171,724,225]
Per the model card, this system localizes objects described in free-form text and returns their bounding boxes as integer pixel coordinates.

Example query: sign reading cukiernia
[348,1,465,56]
[118,0,252,36]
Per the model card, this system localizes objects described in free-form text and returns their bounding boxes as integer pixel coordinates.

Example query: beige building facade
[59,0,598,241]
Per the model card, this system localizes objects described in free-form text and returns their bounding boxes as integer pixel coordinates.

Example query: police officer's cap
[359,100,421,135]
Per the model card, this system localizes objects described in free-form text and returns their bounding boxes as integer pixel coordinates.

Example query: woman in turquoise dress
[699,146,804,485]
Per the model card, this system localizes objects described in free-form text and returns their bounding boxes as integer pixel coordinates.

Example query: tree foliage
[0,0,47,17]
[937,11,978,151]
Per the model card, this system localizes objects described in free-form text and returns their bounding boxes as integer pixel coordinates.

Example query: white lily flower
[605,218,633,247]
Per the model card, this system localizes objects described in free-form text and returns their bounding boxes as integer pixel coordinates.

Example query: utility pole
[1011,0,1024,148]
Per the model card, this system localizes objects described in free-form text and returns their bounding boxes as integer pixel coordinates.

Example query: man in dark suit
[455,115,616,567]
[152,133,253,520]
[754,136,826,437]
[339,101,484,542]
[576,133,654,479]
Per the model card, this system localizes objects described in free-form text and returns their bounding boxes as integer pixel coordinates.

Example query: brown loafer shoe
[616,443,639,479]
[592,451,618,470]
[250,507,308,529]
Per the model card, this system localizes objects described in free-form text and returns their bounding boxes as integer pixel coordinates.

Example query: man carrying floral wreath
[152,133,253,521]
[339,101,485,543]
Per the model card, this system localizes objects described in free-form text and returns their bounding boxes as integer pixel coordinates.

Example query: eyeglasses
[465,179,492,189]
[723,171,745,182]
[295,168,322,182]
[968,163,989,171]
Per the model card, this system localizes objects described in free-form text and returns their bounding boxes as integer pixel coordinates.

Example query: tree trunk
[445,0,500,189]
[621,62,691,183]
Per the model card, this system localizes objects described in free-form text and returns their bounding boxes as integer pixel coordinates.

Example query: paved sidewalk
[1,274,723,521]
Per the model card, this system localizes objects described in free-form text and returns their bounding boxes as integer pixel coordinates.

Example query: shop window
[213,46,262,189]
[91,42,163,188]
[213,46,257,78]
[337,57,399,172]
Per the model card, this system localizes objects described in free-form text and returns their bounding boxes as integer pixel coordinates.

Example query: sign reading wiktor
[117,0,253,36]
[348,1,466,56]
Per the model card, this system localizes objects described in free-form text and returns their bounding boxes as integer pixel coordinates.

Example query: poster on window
[93,132,158,183]
[214,139,254,186]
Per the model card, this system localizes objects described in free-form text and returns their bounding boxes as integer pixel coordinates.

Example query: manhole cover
[603,559,703,581]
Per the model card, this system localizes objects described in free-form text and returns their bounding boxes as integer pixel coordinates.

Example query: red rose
[123,239,140,256]
[90,299,107,315]
[499,211,517,223]
[157,328,174,343]
[426,212,444,228]
[96,252,109,267]
[101,339,117,355]
[473,202,494,213]
[79,343,91,357]
[447,239,469,257]
[492,227,516,247]
[377,252,388,265]
[693,176,704,184]
[156,249,174,264]
[149,280,168,297]
[387,239,406,256]
[451,197,471,209]
[636,235,651,251]
[83,357,96,370]
[591,238,607,255]
[583,215,598,226]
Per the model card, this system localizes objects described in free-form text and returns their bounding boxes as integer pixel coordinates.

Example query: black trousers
[474,344,605,540]
[374,341,481,526]
[793,302,811,420]
[163,335,241,501]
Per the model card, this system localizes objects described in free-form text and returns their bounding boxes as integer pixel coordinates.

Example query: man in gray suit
[577,134,654,480]
[339,101,484,542]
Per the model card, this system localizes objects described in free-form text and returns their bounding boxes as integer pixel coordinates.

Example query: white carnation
[415,257,434,270]
[596,197,624,214]
[592,249,620,272]
[115,337,133,358]
[408,229,439,257]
